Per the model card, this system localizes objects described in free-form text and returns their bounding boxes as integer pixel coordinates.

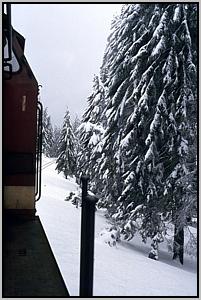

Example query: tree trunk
[148,233,159,260]
[173,225,184,265]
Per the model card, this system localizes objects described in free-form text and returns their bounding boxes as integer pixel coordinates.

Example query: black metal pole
[79,176,98,297]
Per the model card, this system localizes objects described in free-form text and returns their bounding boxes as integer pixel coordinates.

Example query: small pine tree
[42,107,54,157]
[51,125,61,158]
[56,108,76,178]
[72,115,81,135]
[72,115,81,179]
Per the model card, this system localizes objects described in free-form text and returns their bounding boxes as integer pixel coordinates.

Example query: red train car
[3,15,40,216]
[3,6,69,296]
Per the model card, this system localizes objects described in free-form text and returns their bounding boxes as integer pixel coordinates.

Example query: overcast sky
[12,4,122,126]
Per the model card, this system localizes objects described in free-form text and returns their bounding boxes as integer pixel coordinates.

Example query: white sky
[12,4,122,126]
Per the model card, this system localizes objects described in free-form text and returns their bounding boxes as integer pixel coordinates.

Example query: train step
[3,215,69,297]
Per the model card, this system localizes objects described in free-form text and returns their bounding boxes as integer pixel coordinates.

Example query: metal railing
[35,101,43,201]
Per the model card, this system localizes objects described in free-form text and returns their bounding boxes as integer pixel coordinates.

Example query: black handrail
[79,176,98,297]
[3,4,13,79]
[35,101,43,201]
[4,4,12,63]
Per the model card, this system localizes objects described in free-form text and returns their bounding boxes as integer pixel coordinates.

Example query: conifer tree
[77,75,106,193]
[97,3,197,262]
[76,3,197,262]
[51,125,61,158]
[42,107,54,157]
[56,108,76,178]
[72,115,81,179]
[72,115,81,135]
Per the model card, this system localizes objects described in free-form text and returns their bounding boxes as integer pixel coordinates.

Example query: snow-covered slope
[36,156,197,296]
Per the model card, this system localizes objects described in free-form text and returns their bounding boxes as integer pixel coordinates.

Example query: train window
[4,38,20,73]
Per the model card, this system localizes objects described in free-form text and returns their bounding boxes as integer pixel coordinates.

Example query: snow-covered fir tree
[51,125,61,158]
[72,115,81,179]
[76,75,106,192]
[80,3,197,263]
[72,115,81,135]
[56,108,76,178]
[117,4,196,262]
[42,107,54,157]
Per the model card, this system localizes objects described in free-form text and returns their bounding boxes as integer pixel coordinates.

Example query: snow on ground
[36,156,197,296]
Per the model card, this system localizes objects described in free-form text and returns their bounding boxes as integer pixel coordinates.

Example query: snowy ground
[36,156,197,297]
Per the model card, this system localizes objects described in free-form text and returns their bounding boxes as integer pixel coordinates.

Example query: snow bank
[36,157,197,296]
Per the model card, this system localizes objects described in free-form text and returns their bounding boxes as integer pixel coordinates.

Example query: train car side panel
[3,29,38,213]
